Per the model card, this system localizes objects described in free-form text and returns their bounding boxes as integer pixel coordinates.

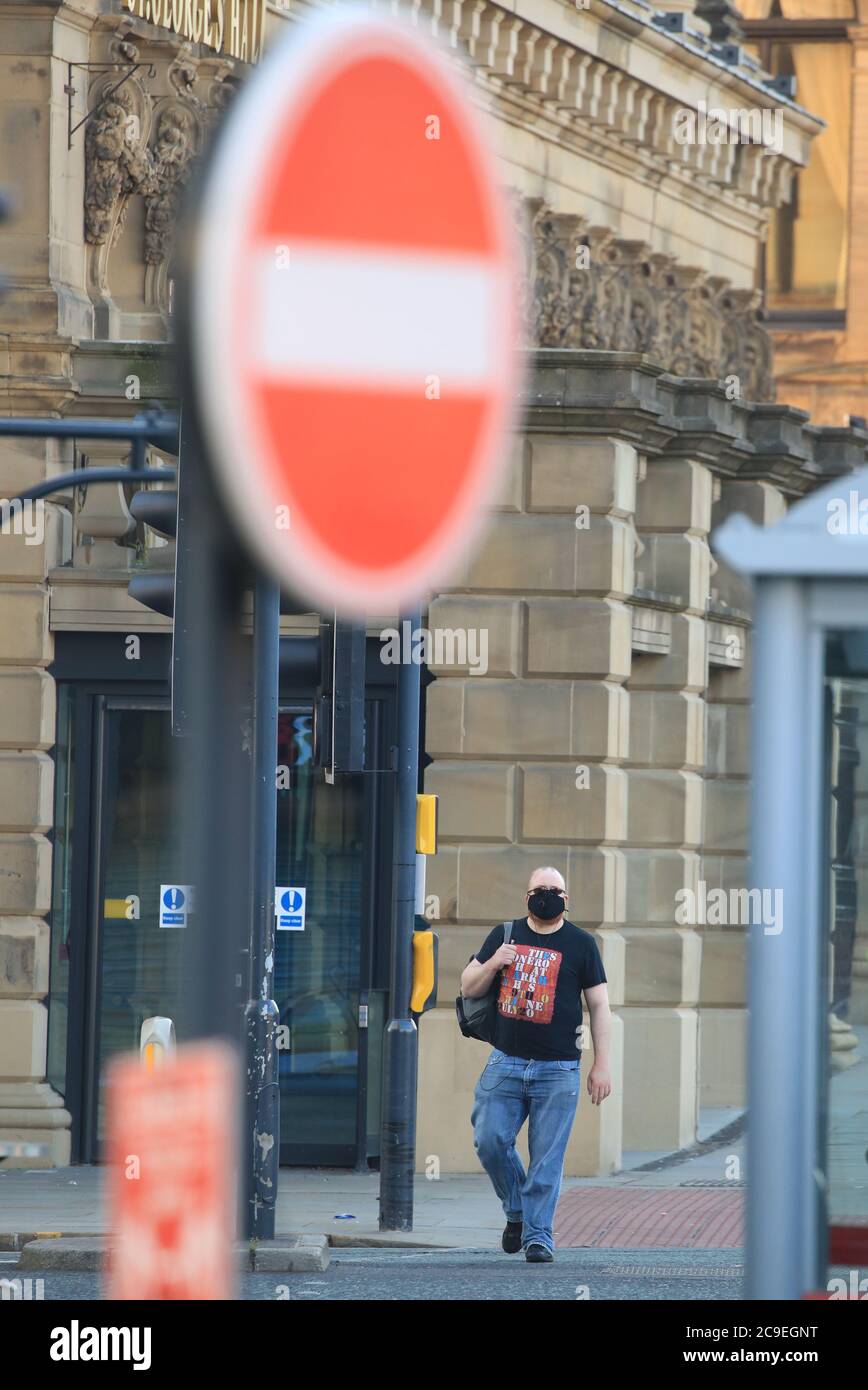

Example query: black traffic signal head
[127,572,175,618]
[129,488,178,540]
[127,487,179,618]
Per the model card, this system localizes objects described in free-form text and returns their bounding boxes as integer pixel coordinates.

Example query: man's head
[526,867,567,923]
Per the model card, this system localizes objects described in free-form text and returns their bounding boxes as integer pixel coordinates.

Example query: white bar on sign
[252,243,499,388]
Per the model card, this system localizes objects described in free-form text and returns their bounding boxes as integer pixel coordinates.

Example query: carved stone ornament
[84,28,217,322]
[84,30,154,251]
[143,103,198,266]
[521,198,774,401]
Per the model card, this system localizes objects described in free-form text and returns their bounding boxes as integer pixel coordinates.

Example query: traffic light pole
[379,607,422,1230]
[244,574,281,1239]
[177,411,249,1048]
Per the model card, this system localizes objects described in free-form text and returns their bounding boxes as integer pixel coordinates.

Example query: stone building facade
[1,0,863,1170]
[420,346,868,1173]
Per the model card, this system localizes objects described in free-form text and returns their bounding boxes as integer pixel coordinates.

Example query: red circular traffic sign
[190,7,519,617]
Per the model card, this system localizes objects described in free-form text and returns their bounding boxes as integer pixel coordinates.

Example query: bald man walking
[460,867,612,1262]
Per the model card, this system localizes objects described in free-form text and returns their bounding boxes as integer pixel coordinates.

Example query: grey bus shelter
[715,467,868,1300]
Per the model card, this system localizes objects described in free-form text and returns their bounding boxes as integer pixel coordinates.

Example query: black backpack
[455,922,512,1043]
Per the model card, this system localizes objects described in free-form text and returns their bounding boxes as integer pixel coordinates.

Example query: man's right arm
[460,954,502,999]
[460,931,517,997]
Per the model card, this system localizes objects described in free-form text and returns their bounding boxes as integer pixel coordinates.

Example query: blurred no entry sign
[189,8,518,617]
[105,1043,237,1300]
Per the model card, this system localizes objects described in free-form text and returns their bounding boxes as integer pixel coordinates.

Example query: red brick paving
[554,1185,744,1248]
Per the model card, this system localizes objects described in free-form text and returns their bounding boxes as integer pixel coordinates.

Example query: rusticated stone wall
[416,351,868,1176]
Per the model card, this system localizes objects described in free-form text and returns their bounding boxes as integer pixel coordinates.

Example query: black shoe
[525,1243,554,1263]
[502,1220,523,1254]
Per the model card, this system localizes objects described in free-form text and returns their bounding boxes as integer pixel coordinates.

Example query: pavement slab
[555,1184,744,1248]
[0,1105,756,1252]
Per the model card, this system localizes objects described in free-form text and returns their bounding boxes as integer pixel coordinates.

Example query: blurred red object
[829,1223,868,1265]
[104,1041,238,1300]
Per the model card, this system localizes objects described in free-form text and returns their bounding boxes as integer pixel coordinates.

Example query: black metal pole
[244,574,281,1239]
[177,408,249,1050]
[173,399,252,1287]
[379,608,421,1230]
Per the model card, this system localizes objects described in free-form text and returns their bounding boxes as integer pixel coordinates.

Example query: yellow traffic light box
[416,793,438,855]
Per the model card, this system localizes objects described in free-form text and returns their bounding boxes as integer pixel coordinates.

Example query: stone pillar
[0,6,81,1165]
[0,439,71,1165]
[699,479,786,1109]
[417,433,634,1175]
[701,650,750,1108]
[623,457,712,1149]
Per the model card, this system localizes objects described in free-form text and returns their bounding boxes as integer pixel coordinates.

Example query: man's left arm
[583,983,612,1106]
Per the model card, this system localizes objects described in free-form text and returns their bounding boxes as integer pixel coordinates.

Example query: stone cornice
[594,0,814,129]
[261,0,815,218]
[53,0,820,226]
[524,348,868,496]
[63,340,868,499]
[405,0,816,215]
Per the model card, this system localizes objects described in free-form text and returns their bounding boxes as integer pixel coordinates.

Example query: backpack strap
[467,922,512,968]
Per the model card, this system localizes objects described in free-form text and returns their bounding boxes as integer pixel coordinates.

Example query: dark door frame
[49,634,397,1166]
[56,681,168,1163]
[274,694,394,1168]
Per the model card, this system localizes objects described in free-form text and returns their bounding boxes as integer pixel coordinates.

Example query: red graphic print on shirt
[498,943,562,1025]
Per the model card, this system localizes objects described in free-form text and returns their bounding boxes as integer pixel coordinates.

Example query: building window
[741,0,853,323]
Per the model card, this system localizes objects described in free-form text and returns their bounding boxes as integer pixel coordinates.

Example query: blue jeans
[471,1047,580,1253]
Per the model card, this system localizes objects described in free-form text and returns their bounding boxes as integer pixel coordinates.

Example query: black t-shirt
[474,917,607,1061]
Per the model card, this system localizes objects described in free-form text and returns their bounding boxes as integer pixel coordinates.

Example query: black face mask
[527,888,565,921]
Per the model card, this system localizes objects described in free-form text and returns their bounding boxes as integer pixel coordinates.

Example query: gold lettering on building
[123,0,266,62]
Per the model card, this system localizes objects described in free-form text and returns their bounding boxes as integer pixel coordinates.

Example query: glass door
[88,696,185,1154]
[49,685,389,1166]
[274,705,386,1165]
